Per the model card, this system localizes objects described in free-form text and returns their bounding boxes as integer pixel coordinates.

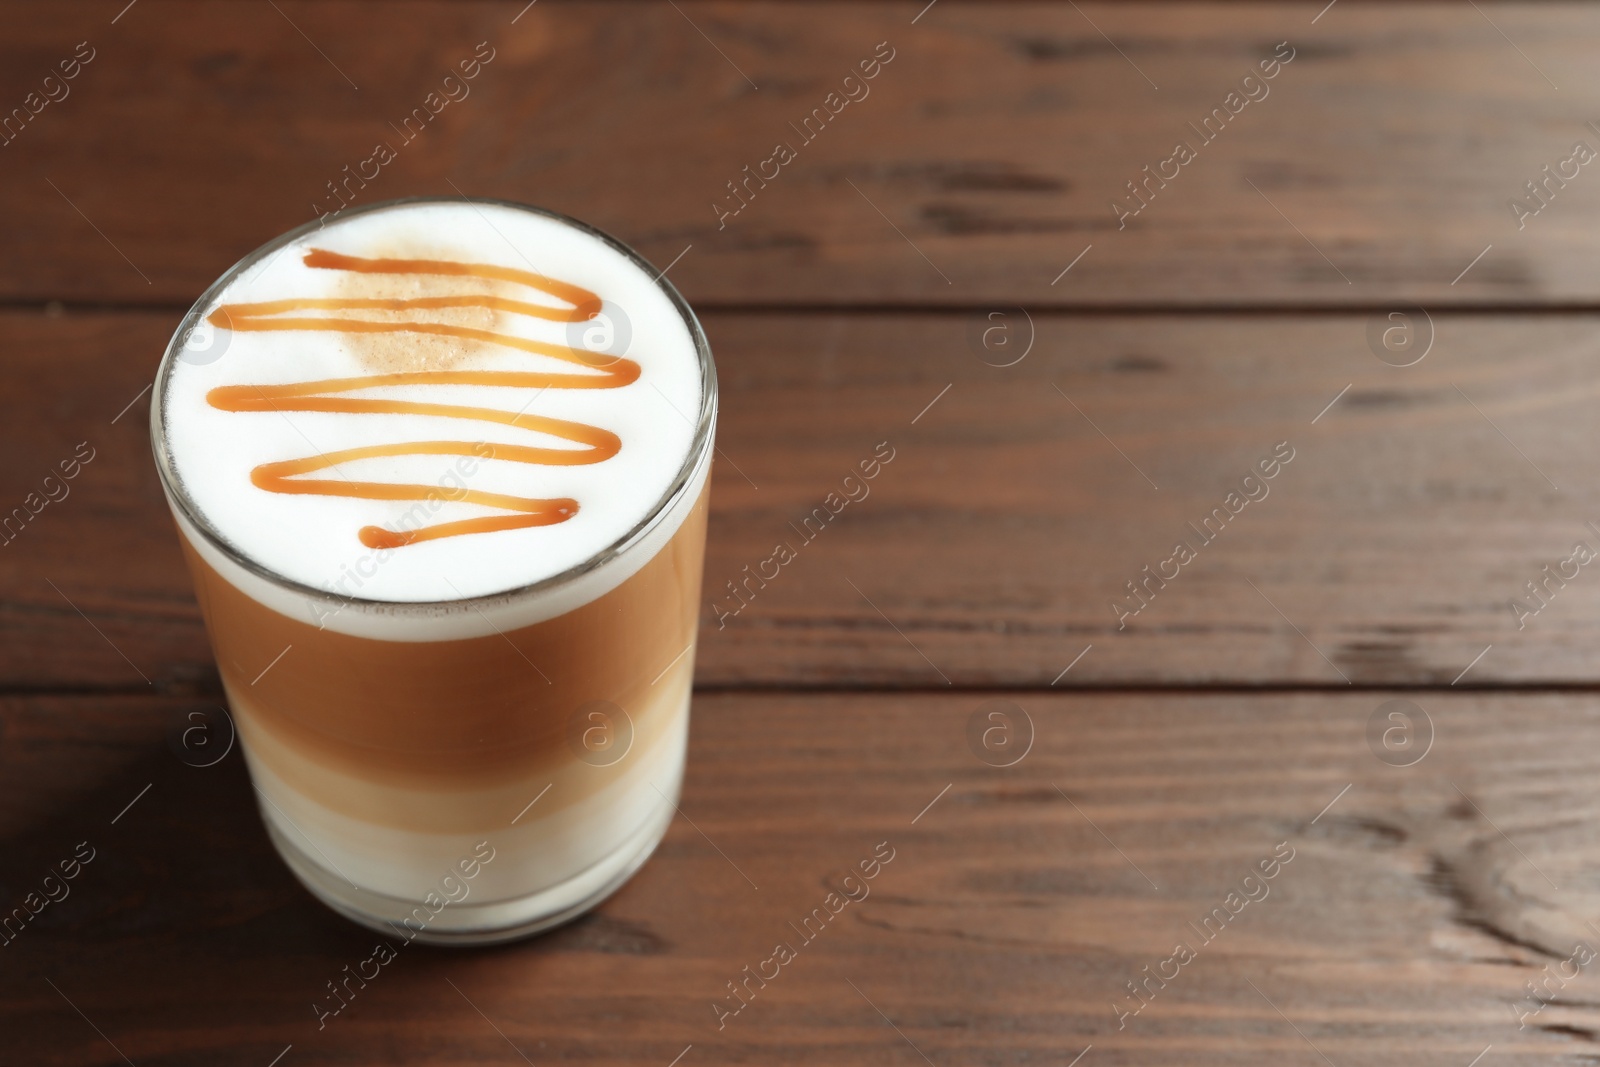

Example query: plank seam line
[15,301,1600,318]
[9,681,1600,699]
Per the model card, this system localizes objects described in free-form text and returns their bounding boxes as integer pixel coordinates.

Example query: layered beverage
[151,198,715,944]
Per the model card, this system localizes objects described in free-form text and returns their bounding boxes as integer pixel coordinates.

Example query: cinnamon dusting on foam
[204,249,636,551]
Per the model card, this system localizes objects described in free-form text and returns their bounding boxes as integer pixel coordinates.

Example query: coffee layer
[181,483,708,828]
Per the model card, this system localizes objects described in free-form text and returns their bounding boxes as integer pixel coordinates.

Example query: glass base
[262,785,679,947]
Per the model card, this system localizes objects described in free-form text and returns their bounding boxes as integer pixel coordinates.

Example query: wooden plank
[6,2,1600,307]
[2,689,1595,1064]
[5,308,1600,689]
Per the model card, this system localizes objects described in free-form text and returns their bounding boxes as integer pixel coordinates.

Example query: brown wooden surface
[6,3,1600,307]
[5,691,1599,1065]
[5,1,1600,1065]
[5,309,1599,689]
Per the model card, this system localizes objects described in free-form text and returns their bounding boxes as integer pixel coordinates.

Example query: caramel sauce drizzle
[205,249,637,550]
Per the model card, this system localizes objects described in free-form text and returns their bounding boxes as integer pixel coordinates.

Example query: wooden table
[5,2,1600,1063]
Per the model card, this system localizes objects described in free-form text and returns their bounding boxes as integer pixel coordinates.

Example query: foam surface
[161,201,704,604]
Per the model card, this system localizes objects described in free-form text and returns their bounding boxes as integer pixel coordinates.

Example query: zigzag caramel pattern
[205,249,637,550]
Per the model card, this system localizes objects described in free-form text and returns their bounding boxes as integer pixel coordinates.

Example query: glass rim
[149,195,718,614]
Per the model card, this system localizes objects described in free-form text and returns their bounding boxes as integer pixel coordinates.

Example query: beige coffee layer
[179,484,708,816]
[230,652,693,833]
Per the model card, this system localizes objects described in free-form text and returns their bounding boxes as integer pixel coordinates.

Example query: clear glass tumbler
[149,198,715,945]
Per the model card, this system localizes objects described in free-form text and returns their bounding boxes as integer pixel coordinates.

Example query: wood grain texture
[5,2,1600,307]
[4,308,1597,690]
[2,690,1596,1065]
[6,1,1599,1064]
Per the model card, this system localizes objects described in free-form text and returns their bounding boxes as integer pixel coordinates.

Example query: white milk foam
[160,201,705,629]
